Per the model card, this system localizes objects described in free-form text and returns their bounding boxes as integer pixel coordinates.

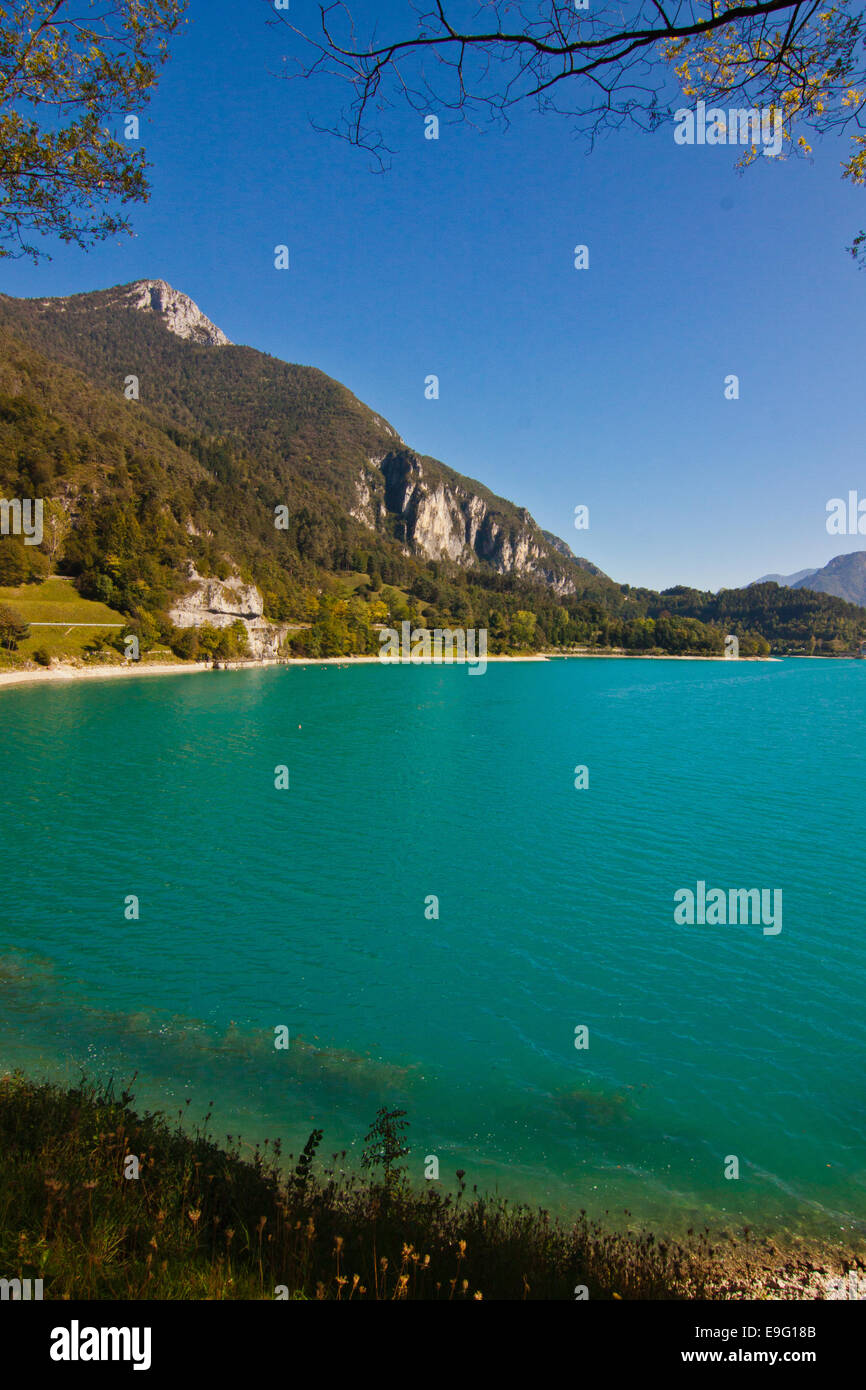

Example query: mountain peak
[121,279,231,346]
[6,279,231,346]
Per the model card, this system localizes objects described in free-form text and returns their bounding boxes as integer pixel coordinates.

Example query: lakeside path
[0,651,782,691]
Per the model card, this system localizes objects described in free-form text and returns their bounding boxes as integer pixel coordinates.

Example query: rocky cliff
[168,568,289,657]
[122,280,231,346]
[352,449,592,596]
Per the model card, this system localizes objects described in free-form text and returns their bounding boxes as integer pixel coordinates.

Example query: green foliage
[361,1107,410,1189]
[509,609,537,649]
[651,583,864,655]
[291,1128,323,1196]
[0,600,28,648]
[0,1,186,261]
[169,625,200,661]
[0,537,29,584]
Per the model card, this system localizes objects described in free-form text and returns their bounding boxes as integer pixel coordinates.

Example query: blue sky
[2,0,864,591]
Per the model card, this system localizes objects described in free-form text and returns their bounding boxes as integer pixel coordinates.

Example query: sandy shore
[0,653,551,690]
[0,650,786,691]
[550,653,779,662]
[0,660,214,690]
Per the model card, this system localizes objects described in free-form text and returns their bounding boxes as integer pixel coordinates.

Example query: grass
[333,570,372,596]
[0,1071,747,1301]
[0,577,126,663]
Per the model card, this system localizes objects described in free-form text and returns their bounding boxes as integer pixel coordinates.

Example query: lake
[1,656,864,1241]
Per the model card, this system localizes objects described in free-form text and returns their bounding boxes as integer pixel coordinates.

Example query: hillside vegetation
[1,286,864,661]
[0,1072,800,1301]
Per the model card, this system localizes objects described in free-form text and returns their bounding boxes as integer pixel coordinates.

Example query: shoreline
[1,1061,861,1301]
[0,651,782,691]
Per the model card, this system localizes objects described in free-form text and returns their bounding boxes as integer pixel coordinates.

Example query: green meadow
[0,577,127,664]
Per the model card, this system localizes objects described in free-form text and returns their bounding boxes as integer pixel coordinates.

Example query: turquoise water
[1,658,865,1240]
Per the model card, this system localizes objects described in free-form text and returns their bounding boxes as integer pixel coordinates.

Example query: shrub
[0,1072,759,1302]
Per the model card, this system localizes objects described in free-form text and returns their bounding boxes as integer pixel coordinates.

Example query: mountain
[540,530,607,577]
[0,281,608,596]
[0,279,624,658]
[2,279,866,660]
[791,553,866,607]
[752,568,818,587]
[749,554,866,608]
[27,278,232,347]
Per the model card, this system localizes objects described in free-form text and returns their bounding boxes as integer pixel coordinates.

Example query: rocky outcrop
[122,280,230,346]
[349,460,388,530]
[541,530,607,577]
[354,450,587,595]
[168,567,289,657]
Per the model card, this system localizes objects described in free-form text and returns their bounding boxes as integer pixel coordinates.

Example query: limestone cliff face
[349,460,388,530]
[356,450,580,595]
[168,567,288,657]
[122,280,231,346]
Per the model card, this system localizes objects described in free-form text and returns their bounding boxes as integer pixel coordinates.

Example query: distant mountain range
[749,553,866,608]
[753,568,820,587]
